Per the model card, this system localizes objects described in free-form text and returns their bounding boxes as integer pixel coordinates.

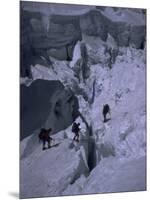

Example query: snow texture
[20,3,146,199]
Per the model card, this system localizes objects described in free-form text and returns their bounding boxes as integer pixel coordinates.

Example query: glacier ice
[20,6,146,198]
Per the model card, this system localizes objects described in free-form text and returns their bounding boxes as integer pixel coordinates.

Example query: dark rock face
[20,79,79,140]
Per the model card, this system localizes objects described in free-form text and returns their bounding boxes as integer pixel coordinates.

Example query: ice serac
[20,79,79,140]
[80,10,109,41]
[81,156,146,194]
[20,119,89,199]
[20,38,146,198]
[80,8,146,48]
[20,2,95,78]
[20,5,82,77]
[21,3,146,78]
[20,3,146,198]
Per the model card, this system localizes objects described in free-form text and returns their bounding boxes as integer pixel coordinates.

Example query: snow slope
[20,121,89,198]
[63,156,146,195]
[20,8,146,197]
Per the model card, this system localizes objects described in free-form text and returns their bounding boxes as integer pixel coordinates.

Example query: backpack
[72,123,80,133]
[39,128,46,140]
[103,104,110,114]
[72,123,77,133]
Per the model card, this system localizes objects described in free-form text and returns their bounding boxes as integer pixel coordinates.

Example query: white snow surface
[20,121,89,198]
[63,156,146,195]
[20,35,146,197]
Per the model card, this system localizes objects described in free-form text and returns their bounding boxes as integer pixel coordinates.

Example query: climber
[72,122,80,142]
[103,104,111,123]
[38,128,53,150]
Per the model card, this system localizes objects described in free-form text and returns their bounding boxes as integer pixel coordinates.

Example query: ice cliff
[20,1,146,77]
[20,3,146,199]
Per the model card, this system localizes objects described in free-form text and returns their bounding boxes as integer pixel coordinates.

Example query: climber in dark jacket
[72,122,80,142]
[103,104,111,122]
[39,128,53,150]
